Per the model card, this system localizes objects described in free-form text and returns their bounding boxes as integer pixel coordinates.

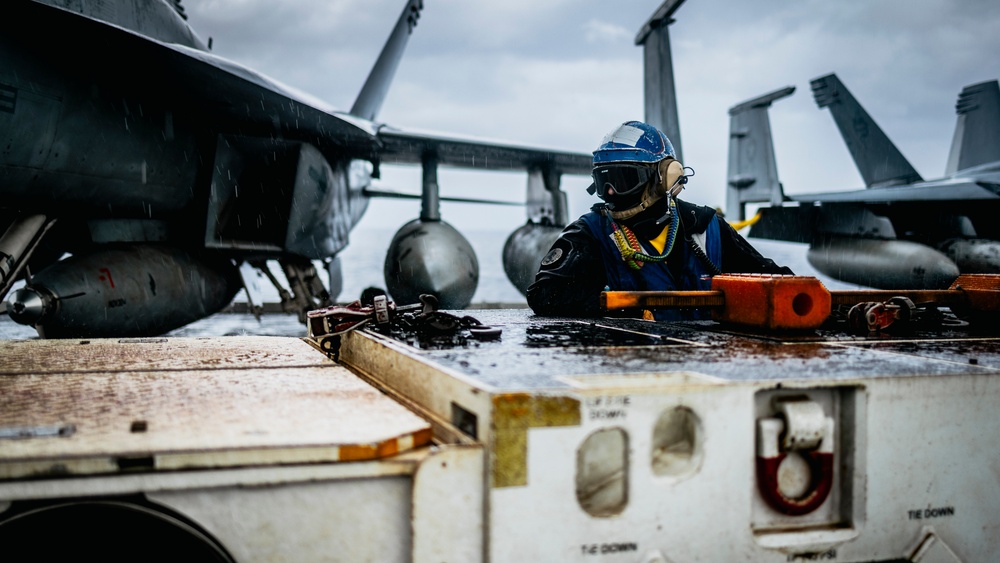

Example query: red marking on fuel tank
[98,268,115,289]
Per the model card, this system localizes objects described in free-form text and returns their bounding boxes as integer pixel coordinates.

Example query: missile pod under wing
[938,238,1000,274]
[6,245,242,338]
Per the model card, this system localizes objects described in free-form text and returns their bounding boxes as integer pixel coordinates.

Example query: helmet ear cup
[657,158,686,197]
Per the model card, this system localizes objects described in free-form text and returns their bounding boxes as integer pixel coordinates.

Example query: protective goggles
[591,164,656,197]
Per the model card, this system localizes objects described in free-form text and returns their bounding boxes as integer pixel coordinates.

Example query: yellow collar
[648,225,670,254]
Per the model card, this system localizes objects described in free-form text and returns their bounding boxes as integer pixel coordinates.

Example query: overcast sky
[184,0,999,233]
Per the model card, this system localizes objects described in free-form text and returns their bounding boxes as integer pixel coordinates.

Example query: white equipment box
[2,311,999,561]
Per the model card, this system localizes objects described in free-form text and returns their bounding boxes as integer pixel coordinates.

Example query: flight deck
[2,309,999,561]
[350,309,1000,387]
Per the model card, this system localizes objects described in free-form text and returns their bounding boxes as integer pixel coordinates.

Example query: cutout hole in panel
[576,427,628,517]
[651,406,703,479]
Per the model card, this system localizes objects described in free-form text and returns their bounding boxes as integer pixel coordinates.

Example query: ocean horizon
[333,226,861,305]
[0,226,856,340]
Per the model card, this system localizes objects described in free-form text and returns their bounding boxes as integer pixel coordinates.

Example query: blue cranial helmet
[592,121,675,166]
[590,121,678,202]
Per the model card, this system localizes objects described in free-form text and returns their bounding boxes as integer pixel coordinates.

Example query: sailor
[527,120,792,320]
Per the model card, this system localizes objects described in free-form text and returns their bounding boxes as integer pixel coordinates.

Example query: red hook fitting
[756,402,835,516]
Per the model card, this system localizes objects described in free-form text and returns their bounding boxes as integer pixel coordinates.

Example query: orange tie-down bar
[600,274,1000,331]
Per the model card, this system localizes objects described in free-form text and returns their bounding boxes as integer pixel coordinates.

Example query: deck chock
[712,275,830,330]
[601,274,1000,331]
[602,275,831,330]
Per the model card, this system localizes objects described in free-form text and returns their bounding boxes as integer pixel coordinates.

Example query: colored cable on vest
[607,198,679,270]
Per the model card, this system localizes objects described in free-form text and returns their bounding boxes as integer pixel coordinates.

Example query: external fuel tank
[502,222,563,296]
[807,237,960,289]
[6,245,242,338]
[383,219,478,310]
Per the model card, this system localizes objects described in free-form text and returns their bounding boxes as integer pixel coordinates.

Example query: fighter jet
[0,0,592,338]
[727,73,1000,289]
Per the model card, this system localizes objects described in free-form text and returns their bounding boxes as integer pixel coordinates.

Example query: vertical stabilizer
[725,87,795,221]
[635,0,686,162]
[350,0,423,121]
[810,74,922,187]
[945,80,1000,175]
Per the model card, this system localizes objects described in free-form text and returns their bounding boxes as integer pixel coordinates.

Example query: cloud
[582,19,633,45]
[183,0,1000,227]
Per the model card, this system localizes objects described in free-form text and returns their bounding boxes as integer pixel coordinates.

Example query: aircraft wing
[13,0,380,158]
[17,0,594,176]
[376,126,594,174]
[789,179,1000,204]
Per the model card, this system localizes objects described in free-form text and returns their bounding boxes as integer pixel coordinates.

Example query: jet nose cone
[7,287,47,326]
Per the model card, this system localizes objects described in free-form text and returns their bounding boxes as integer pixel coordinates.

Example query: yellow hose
[729,211,762,231]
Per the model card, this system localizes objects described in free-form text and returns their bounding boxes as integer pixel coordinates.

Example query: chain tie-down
[307,294,501,360]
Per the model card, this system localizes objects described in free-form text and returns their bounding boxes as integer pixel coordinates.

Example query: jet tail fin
[725,86,795,221]
[635,0,687,162]
[349,0,423,121]
[810,73,922,187]
[945,80,1000,175]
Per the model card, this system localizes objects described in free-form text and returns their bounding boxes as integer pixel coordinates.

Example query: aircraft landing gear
[0,214,56,302]
[250,258,332,323]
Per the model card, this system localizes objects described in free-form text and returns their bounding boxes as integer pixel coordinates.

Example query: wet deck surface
[4,309,999,475]
[0,336,431,478]
[364,309,1000,390]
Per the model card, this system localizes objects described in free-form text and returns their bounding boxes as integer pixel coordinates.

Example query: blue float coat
[580,208,721,320]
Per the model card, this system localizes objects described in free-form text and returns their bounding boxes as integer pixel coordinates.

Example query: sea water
[334,228,858,304]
